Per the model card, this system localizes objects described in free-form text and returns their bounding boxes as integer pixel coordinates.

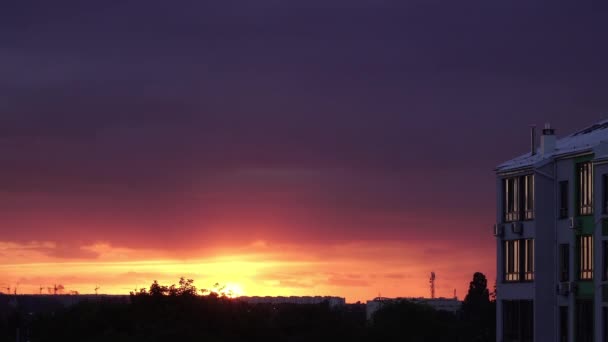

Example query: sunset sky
[1,1,607,302]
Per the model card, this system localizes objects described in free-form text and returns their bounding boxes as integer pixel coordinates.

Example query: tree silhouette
[371,300,464,341]
[462,272,490,315]
[2,276,496,342]
[461,272,495,342]
[148,280,169,296]
[490,280,497,302]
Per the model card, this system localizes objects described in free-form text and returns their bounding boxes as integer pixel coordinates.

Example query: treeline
[0,272,495,342]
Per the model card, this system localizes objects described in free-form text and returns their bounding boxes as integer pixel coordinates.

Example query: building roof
[496,119,608,173]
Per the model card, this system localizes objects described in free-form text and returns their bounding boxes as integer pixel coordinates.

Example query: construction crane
[95,285,100,296]
[429,272,436,299]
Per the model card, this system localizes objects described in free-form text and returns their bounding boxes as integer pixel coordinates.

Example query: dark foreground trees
[461,272,496,342]
[367,272,496,342]
[1,274,496,342]
[369,300,465,342]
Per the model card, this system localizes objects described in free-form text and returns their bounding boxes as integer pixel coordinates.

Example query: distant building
[495,121,608,342]
[0,294,131,315]
[365,297,462,320]
[237,296,346,308]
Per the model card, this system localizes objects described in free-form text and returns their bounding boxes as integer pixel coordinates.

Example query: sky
[1,1,607,302]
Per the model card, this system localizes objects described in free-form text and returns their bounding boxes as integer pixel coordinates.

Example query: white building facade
[495,121,608,342]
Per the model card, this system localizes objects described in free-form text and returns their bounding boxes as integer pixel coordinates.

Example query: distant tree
[461,272,495,342]
[462,272,490,316]
[371,300,462,341]
[149,280,169,297]
[201,282,229,297]
[176,277,197,296]
[490,280,497,302]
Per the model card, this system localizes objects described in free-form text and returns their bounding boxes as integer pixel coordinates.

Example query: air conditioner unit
[569,217,581,231]
[511,222,523,235]
[493,224,504,237]
[557,282,570,296]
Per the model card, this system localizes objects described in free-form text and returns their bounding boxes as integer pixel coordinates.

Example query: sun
[209,283,244,298]
[223,283,244,298]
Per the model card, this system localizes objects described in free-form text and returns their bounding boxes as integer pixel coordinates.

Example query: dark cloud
[0,1,607,254]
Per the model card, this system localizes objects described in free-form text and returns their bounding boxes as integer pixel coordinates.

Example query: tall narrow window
[576,299,594,342]
[505,177,520,222]
[523,175,534,220]
[520,300,534,342]
[505,240,520,281]
[559,244,570,282]
[604,307,608,342]
[559,306,568,342]
[603,175,608,214]
[579,235,593,280]
[524,239,534,281]
[559,181,569,219]
[503,300,533,342]
[578,162,593,215]
[503,301,519,341]
[603,240,608,281]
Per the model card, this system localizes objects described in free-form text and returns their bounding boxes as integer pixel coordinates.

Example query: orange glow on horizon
[0,240,495,302]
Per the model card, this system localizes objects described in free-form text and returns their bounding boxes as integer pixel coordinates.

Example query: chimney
[530,125,536,156]
[540,123,556,155]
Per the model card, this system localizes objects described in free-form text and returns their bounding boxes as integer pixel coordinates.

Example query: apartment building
[495,120,608,342]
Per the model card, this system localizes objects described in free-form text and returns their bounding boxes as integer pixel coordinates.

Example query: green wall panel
[577,281,594,298]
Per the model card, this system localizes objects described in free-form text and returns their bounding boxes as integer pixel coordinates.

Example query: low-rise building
[237,296,346,308]
[365,297,462,320]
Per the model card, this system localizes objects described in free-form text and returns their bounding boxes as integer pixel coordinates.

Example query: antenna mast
[429,272,436,299]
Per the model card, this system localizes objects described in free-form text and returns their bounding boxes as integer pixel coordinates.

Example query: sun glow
[0,240,493,302]
[212,283,244,298]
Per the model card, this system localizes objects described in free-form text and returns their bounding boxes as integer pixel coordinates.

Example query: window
[505,240,520,281]
[503,300,534,342]
[524,239,534,281]
[559,244,570,282]
[505,177,520,222]
[559,306,568,342]
[604,307,608,342]
[604,240,608,281]
[604,175,608,214]
[523,175,534,220]
[578,162,593,215]
[559,181,569,219]
[576,299,594,342]
[504,239,534,282]
[503,175,535,222]
[579,235,593,280]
